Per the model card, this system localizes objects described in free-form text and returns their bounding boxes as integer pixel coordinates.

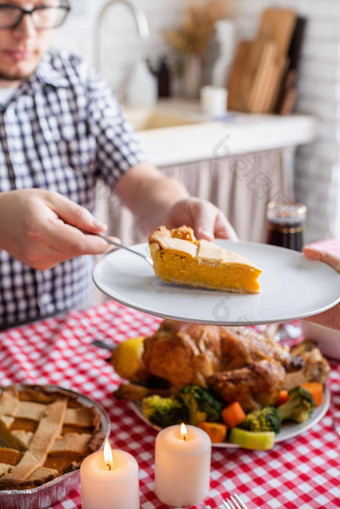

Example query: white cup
[200,86,227,117]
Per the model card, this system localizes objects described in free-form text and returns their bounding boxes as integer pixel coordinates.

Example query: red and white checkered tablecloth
[0,300,339,509]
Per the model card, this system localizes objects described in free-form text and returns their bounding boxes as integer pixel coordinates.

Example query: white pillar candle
[155,424,211,507]
[200,85,228,117]
[80,440,139,509]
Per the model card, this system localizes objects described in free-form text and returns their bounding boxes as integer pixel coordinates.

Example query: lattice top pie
[149,226,262,294]
[0,385,106,490]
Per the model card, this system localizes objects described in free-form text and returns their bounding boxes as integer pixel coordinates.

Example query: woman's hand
[303,244,340,330]
[0,189,110,270]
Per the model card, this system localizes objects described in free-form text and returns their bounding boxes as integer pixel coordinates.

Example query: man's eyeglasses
[0,3,70,30]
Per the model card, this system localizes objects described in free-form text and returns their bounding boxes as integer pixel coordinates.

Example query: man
[0,0,237,329]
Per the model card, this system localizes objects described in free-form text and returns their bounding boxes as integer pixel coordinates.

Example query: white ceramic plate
[129,387,330,448]
[93,241,340,326]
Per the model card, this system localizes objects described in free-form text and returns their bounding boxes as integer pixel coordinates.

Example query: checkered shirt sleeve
[0,49,147,329]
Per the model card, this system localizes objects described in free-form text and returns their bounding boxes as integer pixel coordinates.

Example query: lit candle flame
[180,423,187,441]
[103,439,113,470]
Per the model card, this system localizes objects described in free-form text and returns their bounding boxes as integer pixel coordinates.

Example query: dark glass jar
[157,56,171,98]
[266,201,307,252]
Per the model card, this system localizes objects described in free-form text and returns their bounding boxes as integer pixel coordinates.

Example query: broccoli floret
[142,395,186,428]
[277,386,315,423]
[240,406,281,433]
[178,385,224,425]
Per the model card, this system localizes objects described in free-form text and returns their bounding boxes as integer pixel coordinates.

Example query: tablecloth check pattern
[0,300,339,509]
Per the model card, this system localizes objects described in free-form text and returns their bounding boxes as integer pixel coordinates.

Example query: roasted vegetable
[178,385,224,425]
[221,402,246,429]
[277,386,315,423]
[197,421,227,443]
[300,382,324,407]
[229,428,275,450]
[239,406,281,433]
[142,395,186,428]
[276,390,289,406]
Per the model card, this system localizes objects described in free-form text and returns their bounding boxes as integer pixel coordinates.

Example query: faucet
[93,0,150,75]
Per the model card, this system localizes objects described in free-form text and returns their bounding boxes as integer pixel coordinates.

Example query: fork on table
[222,493,249,509]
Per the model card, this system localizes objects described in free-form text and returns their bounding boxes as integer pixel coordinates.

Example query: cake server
[96,233,153,267]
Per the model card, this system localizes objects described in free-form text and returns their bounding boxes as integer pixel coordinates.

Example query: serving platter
[93,241,340,325]
[129,387,330,448]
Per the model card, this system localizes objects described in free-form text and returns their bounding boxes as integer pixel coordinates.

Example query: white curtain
[102,147,295,245]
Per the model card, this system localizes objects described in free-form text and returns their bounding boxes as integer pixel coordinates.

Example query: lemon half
[111,336,145,380]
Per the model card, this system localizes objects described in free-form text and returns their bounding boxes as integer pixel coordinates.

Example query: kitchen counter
[124,99,317,167]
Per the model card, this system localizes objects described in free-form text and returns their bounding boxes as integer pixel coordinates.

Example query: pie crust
[0,385,106,490]
[149,226,262,294]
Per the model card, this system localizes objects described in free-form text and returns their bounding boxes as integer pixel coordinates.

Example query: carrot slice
[197,421,227,443]
[300,382,324,407]
[221,402,246,428]
[276,390,289,406]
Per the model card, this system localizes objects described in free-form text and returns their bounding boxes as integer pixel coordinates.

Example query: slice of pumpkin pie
[148,226,262,294]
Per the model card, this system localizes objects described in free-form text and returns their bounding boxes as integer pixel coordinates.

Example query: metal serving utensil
[91,339,115,351]
[97,233,153,267]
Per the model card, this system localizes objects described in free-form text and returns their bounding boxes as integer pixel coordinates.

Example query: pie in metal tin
[0,384,110,508]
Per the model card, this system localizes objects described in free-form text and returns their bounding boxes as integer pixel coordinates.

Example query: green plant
[165,0,228,56]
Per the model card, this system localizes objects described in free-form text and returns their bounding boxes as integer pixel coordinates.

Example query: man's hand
[165,197,238,240]
[0,189,110,270]
[115,163,238,240]
[303,244,340,330]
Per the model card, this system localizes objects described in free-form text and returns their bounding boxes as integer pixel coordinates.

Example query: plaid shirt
[0,48,145,329]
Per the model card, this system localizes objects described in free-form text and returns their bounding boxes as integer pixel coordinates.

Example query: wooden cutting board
[228,40,274,112]
[288,16,307,71]
[257,8,297,56]
[262,54,288,113]
[228,40,256,111]
[228,8,297,113]
[275,17,307,114]
[228,40,281,113]
[248,41,278,113]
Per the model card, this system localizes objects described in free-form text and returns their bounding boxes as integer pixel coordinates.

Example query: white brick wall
[53,0,184,99]
[232,0,340,241]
